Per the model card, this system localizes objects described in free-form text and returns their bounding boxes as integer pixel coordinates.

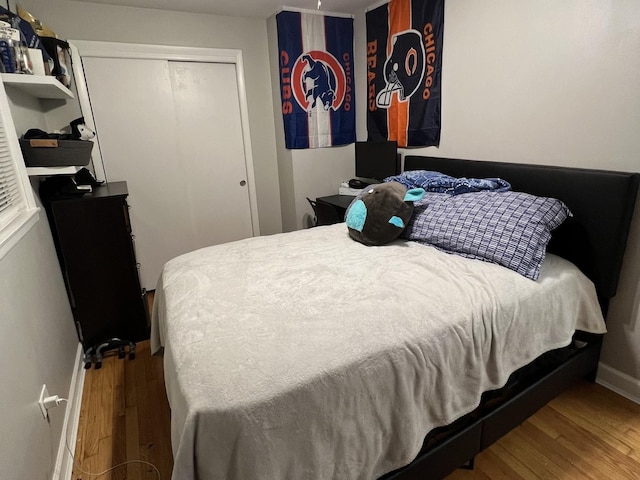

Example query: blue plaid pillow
[403,191,571,280]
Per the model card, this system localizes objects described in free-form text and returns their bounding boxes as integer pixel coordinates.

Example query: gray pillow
[403,191,571,280]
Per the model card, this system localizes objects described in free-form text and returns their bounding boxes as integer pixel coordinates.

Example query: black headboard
[404,156,639,311]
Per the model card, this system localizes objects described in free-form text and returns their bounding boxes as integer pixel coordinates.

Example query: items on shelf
[0,5,50,75]
[19,117,95,167]
[17,5,71,87]
[37,168,103,198]
[0,5,72,87]
[0,22,31,74]
[69,116,96,141]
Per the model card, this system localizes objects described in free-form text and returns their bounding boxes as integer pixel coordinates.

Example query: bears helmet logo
[376,30,425,108]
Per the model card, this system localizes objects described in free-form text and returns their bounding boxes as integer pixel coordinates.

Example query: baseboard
[52,343,86,480]
[596,362,640,405]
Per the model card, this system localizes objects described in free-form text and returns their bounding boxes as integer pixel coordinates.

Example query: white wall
[0,186,78,480]
[19,0,283,236]
[353,1,640,391]
[1,16,99,476]
[289,146,356,229]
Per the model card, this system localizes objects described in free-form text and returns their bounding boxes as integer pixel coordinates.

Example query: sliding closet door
[168,61,253,248]
[81,56,254,289]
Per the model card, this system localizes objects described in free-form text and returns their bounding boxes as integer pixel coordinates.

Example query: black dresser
[41,181,149,363]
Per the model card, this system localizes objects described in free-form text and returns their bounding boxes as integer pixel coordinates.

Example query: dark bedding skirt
[380,333,602,479]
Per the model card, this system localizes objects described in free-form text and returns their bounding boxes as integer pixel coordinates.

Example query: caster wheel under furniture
[83,338,137,369]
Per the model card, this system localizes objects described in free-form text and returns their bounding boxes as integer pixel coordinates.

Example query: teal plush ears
[346,182,425,246]
[404,188,426,202]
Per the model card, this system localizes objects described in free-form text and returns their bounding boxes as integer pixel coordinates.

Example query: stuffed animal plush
[70,117,96,141]
[346,181,425,246]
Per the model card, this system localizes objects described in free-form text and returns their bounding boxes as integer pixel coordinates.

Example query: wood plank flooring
[71,340,172,480]
[71,342,640,480]
[447,381,640,480]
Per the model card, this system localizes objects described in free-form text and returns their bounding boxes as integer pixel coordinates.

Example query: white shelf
[26,165,82,176]
[1,73,74,99]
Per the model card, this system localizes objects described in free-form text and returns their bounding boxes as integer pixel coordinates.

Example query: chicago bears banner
[366,0,444,147]
[277,10,355,149]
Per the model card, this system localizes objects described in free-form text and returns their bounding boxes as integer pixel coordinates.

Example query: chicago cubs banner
[366,0,444,147]
[277,10,355,149]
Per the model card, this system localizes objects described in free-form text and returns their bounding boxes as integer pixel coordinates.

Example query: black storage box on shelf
[19,138,93,167]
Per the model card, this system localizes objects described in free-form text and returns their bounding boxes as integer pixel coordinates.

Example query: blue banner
[366,0,444,147]
[277,11,355,149]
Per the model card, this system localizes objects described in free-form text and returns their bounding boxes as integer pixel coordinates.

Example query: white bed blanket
[151,224,605,480]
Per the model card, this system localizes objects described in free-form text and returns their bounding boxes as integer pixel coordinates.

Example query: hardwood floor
[71,343,640,480]
[447,381,640,480]
[71,340,172,480]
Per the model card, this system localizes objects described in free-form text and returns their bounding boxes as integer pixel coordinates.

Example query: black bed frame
[379,156,639,480]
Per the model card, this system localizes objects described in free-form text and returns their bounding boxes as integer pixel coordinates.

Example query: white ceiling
[69,0,377,19]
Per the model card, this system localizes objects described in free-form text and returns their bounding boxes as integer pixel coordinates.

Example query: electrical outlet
[38,384,49,419]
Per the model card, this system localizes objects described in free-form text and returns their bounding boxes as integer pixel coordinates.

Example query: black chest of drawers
[41,181,149,352]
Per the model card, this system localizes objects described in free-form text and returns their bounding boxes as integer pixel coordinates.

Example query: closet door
[168,61,253,248]
[81,56,254,289]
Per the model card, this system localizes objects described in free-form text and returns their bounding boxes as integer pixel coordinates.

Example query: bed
[151,156,639,480]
